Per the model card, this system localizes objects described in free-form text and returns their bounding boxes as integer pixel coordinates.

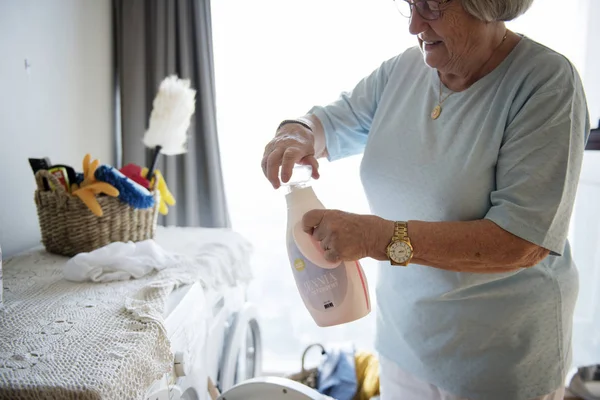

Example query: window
[212,0,412,373]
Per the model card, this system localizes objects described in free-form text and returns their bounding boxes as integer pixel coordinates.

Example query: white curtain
[211,0,599,373]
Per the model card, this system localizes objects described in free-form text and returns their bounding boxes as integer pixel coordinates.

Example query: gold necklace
[431,31,508,120]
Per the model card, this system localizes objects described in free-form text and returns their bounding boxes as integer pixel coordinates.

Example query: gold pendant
[431,104,442,120]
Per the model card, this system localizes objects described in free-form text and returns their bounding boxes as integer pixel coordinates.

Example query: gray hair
[461,0,535,22]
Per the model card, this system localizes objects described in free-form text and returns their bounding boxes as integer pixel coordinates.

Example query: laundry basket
[287,343,326,389]
[34,169,160,257]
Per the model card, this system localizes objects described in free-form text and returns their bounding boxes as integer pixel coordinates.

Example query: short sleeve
[308,54,400,161]
[485,63,590,256]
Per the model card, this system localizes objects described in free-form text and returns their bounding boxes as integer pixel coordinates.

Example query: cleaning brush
[95,165,155,209]
[143,75,196,184]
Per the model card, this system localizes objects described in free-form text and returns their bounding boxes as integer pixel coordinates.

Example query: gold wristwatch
[386,221,414,266]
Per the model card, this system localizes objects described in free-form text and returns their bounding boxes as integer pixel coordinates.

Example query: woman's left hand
[302,209,394,263]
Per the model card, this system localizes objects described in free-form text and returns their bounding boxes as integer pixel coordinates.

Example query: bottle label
[287,235,348,312]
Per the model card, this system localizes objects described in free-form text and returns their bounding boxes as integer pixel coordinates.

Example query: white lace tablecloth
[0,226,253,400]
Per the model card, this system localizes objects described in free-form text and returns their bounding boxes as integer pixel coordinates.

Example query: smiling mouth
[420,39,443,51]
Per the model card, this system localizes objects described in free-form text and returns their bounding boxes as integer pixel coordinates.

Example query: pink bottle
[283,166,371,327]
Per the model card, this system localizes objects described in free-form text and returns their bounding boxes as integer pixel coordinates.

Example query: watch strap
[393,221,411,244]
[277,118,313,133]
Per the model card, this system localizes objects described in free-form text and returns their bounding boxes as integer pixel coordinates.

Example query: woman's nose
[408,8,429,35]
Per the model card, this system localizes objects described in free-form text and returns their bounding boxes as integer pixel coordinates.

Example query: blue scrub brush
[95,165,154,209]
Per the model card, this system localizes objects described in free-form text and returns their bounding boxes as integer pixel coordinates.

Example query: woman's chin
[422,53,444,70]
[420,44,447,69]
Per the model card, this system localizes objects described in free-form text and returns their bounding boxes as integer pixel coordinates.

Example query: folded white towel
[64,240,180,282]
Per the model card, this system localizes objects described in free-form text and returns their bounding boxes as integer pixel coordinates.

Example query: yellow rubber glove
[141,168,175,215]
[72,153,119,217]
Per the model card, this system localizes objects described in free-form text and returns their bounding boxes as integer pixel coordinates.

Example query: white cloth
[64,239,180,282]
[379,355,565,400]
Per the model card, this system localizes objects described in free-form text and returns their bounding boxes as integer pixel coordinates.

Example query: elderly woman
[262,0,590,399]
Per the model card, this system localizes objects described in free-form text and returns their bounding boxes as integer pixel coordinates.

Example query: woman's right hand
[261,122,320,189]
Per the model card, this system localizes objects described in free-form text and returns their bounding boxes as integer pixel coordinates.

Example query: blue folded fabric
[317,342,357,400]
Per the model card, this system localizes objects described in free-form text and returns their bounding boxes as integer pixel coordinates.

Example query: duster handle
[146,145,162,187]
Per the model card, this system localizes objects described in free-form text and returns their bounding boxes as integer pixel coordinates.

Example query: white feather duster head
[143,75,196,155]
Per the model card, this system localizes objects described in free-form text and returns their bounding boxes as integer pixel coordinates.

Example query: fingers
[302,209,326,234]
[83,154,91,177]
[280,147,307,183]
[86,182,119,197]
[299,155,320,180]
[303,210,339,263]
[158,198,168,215]
[316,235,340,263]
[261,123,318,189]
[264,147,284,189]
[73,188,103,217]
[312,223,327,242]
[156,171,175,205]
[263,146,313,189]
[323,247,340,263]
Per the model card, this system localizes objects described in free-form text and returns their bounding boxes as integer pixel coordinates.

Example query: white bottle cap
[279,165,313,188]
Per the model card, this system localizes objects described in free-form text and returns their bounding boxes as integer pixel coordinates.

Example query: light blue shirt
[309,36,590,400]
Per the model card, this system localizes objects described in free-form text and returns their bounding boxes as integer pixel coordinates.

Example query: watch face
[389,241,412,264]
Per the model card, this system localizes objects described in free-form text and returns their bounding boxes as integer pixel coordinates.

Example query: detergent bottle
[282,165,371,327]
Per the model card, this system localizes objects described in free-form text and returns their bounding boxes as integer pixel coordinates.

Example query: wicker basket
[287,343,325,389]
[34,169,160,257]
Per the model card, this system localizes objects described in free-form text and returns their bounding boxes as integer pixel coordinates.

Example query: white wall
[0,0,113,257]
[583,0,600,127]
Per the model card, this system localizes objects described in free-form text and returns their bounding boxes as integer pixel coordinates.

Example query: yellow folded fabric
[354,351,380,400]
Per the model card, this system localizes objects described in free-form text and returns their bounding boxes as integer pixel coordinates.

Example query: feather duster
[143,75,196,183]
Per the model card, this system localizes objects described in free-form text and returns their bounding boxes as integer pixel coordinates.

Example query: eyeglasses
[394,0,452,21]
